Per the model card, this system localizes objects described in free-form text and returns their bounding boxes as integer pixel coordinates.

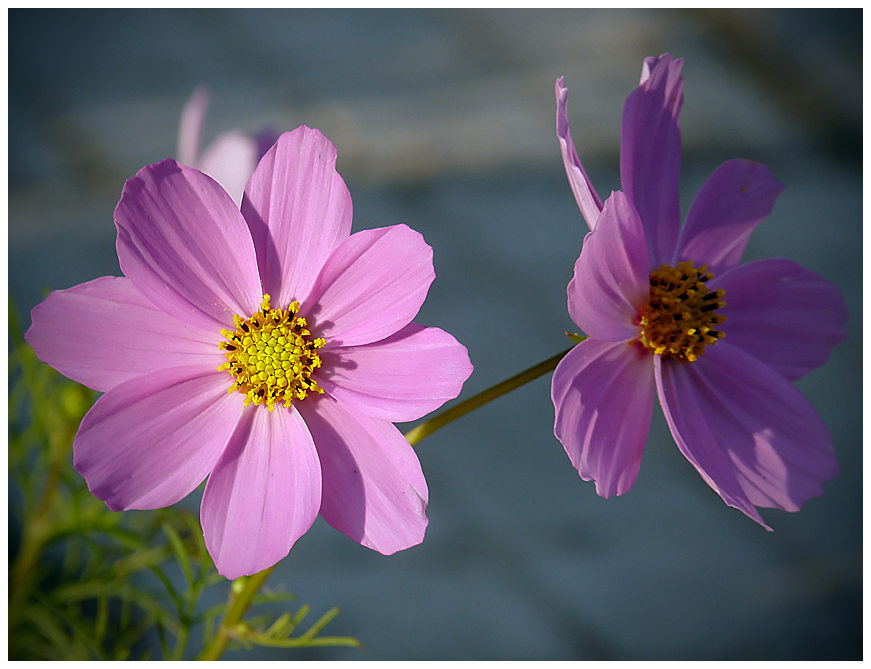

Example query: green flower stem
[194,344,577,659]
[198,565,276,661]
[9,461,62,605]
[404,345,576,447]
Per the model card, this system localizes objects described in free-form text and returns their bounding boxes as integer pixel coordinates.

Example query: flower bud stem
[198,565,276,660]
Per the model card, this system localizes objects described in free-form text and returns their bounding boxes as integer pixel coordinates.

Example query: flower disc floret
[639,260,726,363]
[218,294,326,410]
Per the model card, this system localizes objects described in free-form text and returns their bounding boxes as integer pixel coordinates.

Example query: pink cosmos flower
[26,126,472,578]
[177,86,278,206]
[552,55,847,527]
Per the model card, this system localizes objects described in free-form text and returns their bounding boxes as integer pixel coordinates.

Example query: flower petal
[201,405,322,579]
[568,191,649,341]
[655,343,839,528]
[620,53,683,267]
[714,258,848,382]
[298,395,428,554]
[73,366,242,512]
[302,224,435,348]
[114,159,262,331]
[241,127,353,307]
[25,276,223,393]
[552,338,656,498]
[676,159,785,274]
[318,323,473,422]
[198,131,259,207]
[177,86,209,167]
[555,77,603,231]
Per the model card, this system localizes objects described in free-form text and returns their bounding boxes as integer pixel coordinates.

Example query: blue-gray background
[9,9,862,660]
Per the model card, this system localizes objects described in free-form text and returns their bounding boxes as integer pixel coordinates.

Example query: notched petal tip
[555,76,604,231]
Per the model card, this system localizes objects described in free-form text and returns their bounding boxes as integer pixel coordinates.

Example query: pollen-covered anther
[218,294,325,411]
[638,260,726,363]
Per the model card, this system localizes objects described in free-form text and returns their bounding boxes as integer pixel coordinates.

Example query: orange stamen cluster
[639,260,726,363]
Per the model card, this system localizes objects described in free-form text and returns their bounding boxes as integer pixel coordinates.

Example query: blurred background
[8,8,862,660]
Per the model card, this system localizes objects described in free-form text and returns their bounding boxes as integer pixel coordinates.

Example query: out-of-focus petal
[621,53,683,267]
[201,404,322,579]
[655,343,839,528]
[177,86,209,167]
[114,159,262,331]
[714,258,848,382]
[568,191,649,341]
[552,338,656,497]
[555,77,603,231]
[302,224,435,348]
[198,131,259,207]
[25,276,223,393]
[298,395,428,554]
[676,159,785,275]
[73,366,242,512]
[319,323,472,422]
[241,127,353,307]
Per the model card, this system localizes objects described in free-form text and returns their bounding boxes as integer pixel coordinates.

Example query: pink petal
[26,276,223,393]
[568,191,649,341]
[73,366,243,512]
[177,86,209,167]
[555,77,603,231]
[302,224,435,348]
[201,405,322,579]
[241,127,353,307]
[114,159,263,331]
[655,343,839,528]
[714,258,848,382]
[620,53,683,267]
[552,338,656,498]
[198,131,259,207]
[298,395,428,554]
[676,159,785,275]
[318,323,473,422]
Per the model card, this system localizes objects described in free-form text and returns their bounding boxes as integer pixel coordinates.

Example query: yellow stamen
[639,260,726,363]
[219,294,325,411]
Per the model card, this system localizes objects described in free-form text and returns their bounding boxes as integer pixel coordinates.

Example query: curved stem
[193,344,580,658]
[404,346,575,447]
[198,566,276,661]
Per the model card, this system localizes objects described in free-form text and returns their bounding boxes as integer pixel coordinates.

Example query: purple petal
[319,323,473,422]
[241,127,353,307]
[73,366,243,512]
[114,159,263,331]
[201,405,322,579]
[177,86,209,167]
[198,131,259,207]
[298,395,428,554]
[676,159,785,274]
[568,191,649,341]
[714,258,848,382]
[302,224,435,348]
[552,338,656,497]
[25,276,223,393]
[655,343,839,528]
[621,53,683,267]
[555,77,604,231]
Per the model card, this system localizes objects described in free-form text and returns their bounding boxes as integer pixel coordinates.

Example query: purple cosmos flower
[552,55,847,527]
[26,126,472,578]
[177,86,278,206]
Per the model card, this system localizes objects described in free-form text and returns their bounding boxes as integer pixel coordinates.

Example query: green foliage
[9,299,360,660]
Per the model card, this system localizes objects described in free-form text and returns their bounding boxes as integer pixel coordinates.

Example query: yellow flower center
[218,294,325,411]
[639,260,726,363]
